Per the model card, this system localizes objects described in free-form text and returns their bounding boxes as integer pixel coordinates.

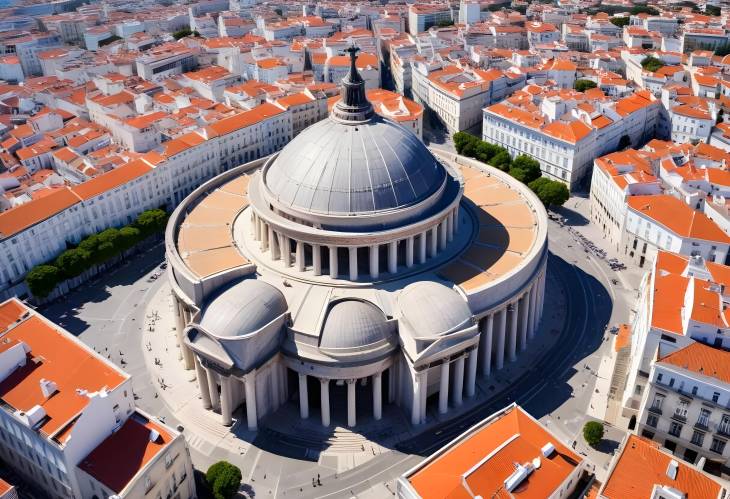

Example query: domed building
[165,48,548,431]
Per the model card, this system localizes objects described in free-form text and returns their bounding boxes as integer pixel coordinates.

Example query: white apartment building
[408,5,452,35]
[0,298,195,499]
[483,89,660,190]
[623,194,730,268]
[136,44,198,82]
[637,342,730,469]
[0,103,292,300]
[622,251,730,421]
[590,149,662,249]
[413,62,525,134]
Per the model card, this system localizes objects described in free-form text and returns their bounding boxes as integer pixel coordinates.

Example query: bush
[641,56,664,72]
[609,16,630,27]
[488,150,512,171]
[574,79,597,92]
[135,208,168,236]
[172,27,200,40]
[583,421,604,447]
[528,177,569,207]
[206,461,242,499]
[26,265,61,298]
[55,248,91,279]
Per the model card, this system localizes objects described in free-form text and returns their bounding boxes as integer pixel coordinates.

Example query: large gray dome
[264,115,446,216]
[398,281,471,337]
[200,279,287,337]
[319,299,395,349]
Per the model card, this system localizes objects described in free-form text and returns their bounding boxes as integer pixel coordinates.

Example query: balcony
[671,413,687,423]
[648,405,663,415]
[695,420,709,431]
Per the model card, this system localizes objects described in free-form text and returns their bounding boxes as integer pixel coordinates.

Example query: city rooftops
[599,435,727,498]
[401,404,583,498]
[0,298,127,439]
[658,341,730,384]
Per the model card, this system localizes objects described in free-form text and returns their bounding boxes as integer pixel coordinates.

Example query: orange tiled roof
[407,405,581,499]
[78,413,173,493]
[628,195,730,243]
[71,159,152,201]
[601,435,725,498]
[0,187,80,238]
[0,299,127,438]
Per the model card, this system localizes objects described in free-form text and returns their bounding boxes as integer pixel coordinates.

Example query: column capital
[319,377,330,385]
[346,378,356,384]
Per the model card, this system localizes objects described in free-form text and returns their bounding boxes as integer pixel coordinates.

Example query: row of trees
[25,209,168,298]
[453,132,569,207]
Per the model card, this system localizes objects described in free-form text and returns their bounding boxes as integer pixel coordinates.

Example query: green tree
[574,79,597,92]
[583,421,605,447]
[475,141,499,163]
[206,461,242,499]
[119,226,142,251]
[26,265,61,298]
[453,132,478,154]
[630,5,659,15]
[641,56,664,72]
[488,150,512,171]
[172,27,199,40]
[510,155,542,183]
[529,177,569,207]
[55,248,91,279]
[437,19,454,27]
[97,228,122,260]
[706,4,721,15]
[609,16,630,27]
[135,209,168,236]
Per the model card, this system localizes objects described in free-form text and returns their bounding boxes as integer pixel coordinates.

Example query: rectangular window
[669,422,683,437]
[691,430,705,447]
[710,438,726,454]
[675,399,689,419]
[697,408,711,428]
[646,414,658,428]
[713,392,720,403]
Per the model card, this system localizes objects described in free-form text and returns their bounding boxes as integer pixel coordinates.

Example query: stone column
[438,220,447,250]
[429,226,438,257]
[313,245,322,276]
[480,314,494,377]
[406,236,415,268]
[418,232,427,263]
[320,378,330,427]
[496,308,507,370]
[279,234,291,267]
[466,349,478,397]
[452,356,464,407]
[509,301,519,362]
[298,373,309,419]
[420,370,428,423]
[373,372,383,421]
[254,213,261,240]
[329,246,338,278]
[261,222,269,251]
[520,293,529,351]
[369,244,379,279]
[538,272,546,325]
[349,247,358,281]
[195,358,212,409]
[411,371,423,425]
[439,360,449,414]
[207,369,220,410]
[295,241,305,271]
[388,241,398,274]
[528,282,538,339]
[388,366,396,404]
[447,210,455,242]
[347,379,357,427]
[269,229,279,259]
[220,376,233,426]
[244,372,257,431]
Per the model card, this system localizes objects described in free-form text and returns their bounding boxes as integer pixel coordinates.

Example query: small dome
[319,299,394,349]
[398,281,471,336]
[200,279,287,337]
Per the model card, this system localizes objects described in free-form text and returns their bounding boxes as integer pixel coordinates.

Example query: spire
[331,45,374,123]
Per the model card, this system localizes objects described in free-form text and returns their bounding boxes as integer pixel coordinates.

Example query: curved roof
[264,115,446,216]
[319,299,394,349]
[398,281,471,336]
[200,279,287,337]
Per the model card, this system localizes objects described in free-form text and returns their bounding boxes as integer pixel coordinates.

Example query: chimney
[666,459,679,480]
[39,378,58,398]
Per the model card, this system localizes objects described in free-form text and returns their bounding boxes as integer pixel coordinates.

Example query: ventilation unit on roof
[541,442,556,457]
[504,462,534,492]
[667,459,679,480]
[653,485,686,499]
[149,429,160,443]
[39,378,58,398]
[16,405,46,428]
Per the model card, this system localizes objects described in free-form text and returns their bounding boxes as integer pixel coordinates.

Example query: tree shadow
[553,205,590,227]
[594,438,621,455]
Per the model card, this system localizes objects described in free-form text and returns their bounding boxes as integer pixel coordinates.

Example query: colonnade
[411,270,546,425]
[250,208,458,280]
[297,370,395,428]
[194,358,259,430]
